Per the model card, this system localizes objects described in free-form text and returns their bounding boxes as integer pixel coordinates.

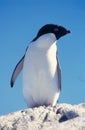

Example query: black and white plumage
[10,24,70,107]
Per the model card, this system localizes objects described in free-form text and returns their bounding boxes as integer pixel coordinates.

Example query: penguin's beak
[66,30,71,34]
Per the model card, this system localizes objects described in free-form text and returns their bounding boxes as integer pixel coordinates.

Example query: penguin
[10,24,70,107]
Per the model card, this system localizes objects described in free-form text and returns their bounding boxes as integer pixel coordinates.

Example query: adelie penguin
[10,24,70,108]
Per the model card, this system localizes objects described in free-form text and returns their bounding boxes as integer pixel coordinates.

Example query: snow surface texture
[0,103,85,130]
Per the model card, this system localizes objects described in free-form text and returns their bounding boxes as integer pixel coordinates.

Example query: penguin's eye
[54,28,59,32]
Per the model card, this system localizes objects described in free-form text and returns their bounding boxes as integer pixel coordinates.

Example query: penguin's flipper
[57,58,61,90]
[10,55,25,87]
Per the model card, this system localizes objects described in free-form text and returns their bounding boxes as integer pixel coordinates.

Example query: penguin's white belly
[23,43,60,107]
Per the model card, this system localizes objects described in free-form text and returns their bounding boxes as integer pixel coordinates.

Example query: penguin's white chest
[23,34,60,107]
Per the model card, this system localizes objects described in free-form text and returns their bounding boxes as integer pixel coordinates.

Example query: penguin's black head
[33,24,70,41]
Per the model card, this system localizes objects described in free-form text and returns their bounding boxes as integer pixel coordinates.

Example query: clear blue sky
[0,0,85,115]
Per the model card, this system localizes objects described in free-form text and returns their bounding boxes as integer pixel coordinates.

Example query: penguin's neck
[34,33,57,49]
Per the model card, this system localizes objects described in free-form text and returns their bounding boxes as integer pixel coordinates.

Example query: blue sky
[0,0,85,115]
